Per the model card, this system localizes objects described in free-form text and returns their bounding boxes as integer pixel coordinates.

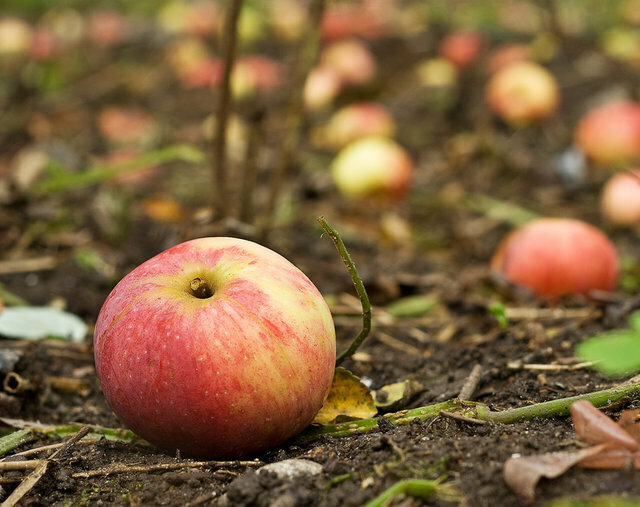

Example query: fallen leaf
[503,444,608,502]
[141,196,187,224]
[312,367,377,425]
[0,307,87,342]
[373,379,424,411]
[571,400,639,451]
[617,408,640,442]
[578,447,640,469]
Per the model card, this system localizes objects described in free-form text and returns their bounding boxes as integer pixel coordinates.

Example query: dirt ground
[2,1,640,505]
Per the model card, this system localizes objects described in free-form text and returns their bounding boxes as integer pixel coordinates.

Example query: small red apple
[486,43,531,74]
[486,61,559,125]
[94,237,336,458]
[331,136,413,202]
[438,30,485,69]
[575,101,640,167]
[304,64,343,111]
[491,218,619,299]
[600,169,640,226]
[321,38,377,87]
[315,102,396,149]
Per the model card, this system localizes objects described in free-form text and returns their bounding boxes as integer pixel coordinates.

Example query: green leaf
[489,301,508,329]
[386,295,438,318]
[576,329,640,377]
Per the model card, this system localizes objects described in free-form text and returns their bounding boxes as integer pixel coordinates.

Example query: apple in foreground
[330,136,413,202]
[94,237,336,458]
[485,61,559,126]
[600,169,640,226]
[491,218,619,299]
[574,101,640,167]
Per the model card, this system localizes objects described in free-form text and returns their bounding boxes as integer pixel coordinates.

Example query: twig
[2,439,98,459]
[0,427,89,507]
[0,257,58,275]
[212,0,243,218]
[457,364,484,401]
[263,0,326,228]
[376,332,423,356]
[239,108,265,223]
[504,307,600,321]
[507,360,597,371]
[72,459,262,478]
[439,410,488,425]
[318,217,371,367]
[0,461,42,471]
[0,418,137,443]
[302,382,640,440]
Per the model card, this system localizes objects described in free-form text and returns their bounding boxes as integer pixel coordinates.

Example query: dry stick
[239,108,265,224]
[262,0,326,228]
[302,381,640,440]
[1,427,89,507]
[318,217,371,367]
[212,0,243,218]
[457,364,484,401]
[72,459,261,479]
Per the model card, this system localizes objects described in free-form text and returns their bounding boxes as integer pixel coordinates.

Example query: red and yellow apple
[491,218,619,299]
[330,136,413,202]
[575,101,640,167]
[438,30,485,69]
[600,169,640,226]
[94,237,336,458]
[313,102,396,150]
[485,61,560,126]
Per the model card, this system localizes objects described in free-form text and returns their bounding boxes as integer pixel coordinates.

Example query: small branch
[72,459,262,478]
[439,410,488,425]
[263,0,326,228]
[239,108,265,223]
[317,217,371,367]
[212,0,243,217]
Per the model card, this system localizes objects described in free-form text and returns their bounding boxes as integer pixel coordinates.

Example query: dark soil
[2,1,640,505]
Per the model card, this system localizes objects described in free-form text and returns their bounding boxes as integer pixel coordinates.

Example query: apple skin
[438,31,485,69]
[491,218,619,300]
[600,169,640,226]
[330,136,413,202]
[485,61,559,126]
[575,101,640,167]
[94,237,336,458]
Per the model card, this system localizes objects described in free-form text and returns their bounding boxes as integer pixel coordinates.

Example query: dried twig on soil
[507,360,597,371]
[0,257,57,275]
[1,427,89,507]
[318,217,371,366]
[503,306,600,321]
[457,364,484,401]
[71,459,262,478]
[376,332,423,356]
[212,0,243,217]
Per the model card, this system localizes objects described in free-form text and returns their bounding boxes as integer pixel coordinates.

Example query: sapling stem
[263,0,326,228]
[302,381,640,440]
[213,0,243,218]
[317,217,371,367]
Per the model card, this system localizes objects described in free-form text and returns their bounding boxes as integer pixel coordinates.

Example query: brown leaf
[312,367,377,425]
[578,447,640,469]
[571,400,639,451]
[617,408,640,443]
[372,379,424,411]
[503,444,608,501]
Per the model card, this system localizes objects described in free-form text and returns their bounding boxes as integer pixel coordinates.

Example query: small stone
[258,458,323,480]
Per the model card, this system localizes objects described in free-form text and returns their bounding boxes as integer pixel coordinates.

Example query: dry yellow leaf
[312,367,377,425]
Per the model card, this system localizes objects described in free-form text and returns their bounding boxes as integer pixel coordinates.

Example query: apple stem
[190,278,214,299]
[318,216,371,367]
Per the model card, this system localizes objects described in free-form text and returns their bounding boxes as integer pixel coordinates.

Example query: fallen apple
[438,30,485,69]
[600,169,640,226]
[574,101,640,167]
[491,218,619,299]
[330,136,413,202]
[94,237,336,458]
[485,61,560,126]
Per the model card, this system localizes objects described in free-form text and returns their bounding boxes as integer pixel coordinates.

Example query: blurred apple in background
[0,17,32,56]
[575,101,640,168]
[321,38,377,87]
[600,169,640,226]
[486,43,531,74]
[331,136,413,202]
[486,61,560,125]
[438,30,485,69]
[304,64,343,111]
[312,102,396,150]
[491,218,619,300]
